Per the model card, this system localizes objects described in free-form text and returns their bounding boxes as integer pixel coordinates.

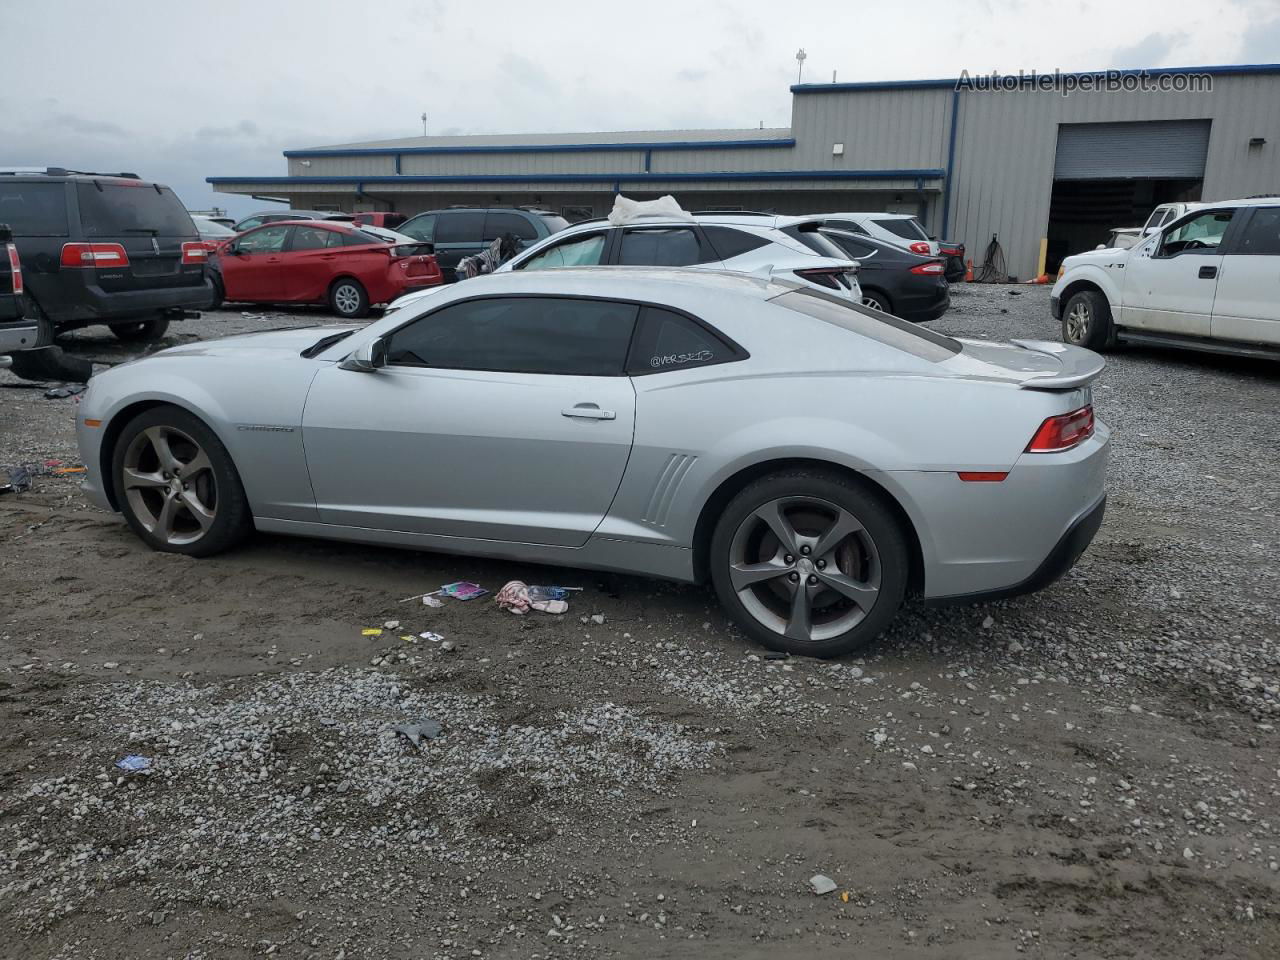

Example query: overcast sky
[3,0,1278,217]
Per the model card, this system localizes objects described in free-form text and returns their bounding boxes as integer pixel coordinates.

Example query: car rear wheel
[1062,290,1115,351]
[710,470,909,658]
[329,278,370,319]
[110,318,170,342]
[112,406,251,557]
[861,291,892,313]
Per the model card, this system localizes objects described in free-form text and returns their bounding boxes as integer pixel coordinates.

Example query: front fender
[78,356,320,522]
[1051,262,1123,312]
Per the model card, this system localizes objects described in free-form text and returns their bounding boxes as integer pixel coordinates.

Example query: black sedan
[821,229,950,323]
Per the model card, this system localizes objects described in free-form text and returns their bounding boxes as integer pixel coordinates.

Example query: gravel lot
[1,285,1278,959]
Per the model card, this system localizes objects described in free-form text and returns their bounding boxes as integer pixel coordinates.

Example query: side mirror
[340,337,387,372]
[0,223,11,243]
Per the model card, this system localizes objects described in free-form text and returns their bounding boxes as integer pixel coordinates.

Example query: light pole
[421,113,428,137]
[795,48,807,84]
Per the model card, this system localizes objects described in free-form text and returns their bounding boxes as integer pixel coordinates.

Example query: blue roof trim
[791,62,1280,93]
[208,169,945,186]
[283,138,797,158]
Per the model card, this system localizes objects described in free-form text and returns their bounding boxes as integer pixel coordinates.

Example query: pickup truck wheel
[110,318,170,342]
[1062,290,1114,351]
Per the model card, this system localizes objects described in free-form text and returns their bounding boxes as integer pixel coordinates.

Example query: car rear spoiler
[1011,339,1106,390]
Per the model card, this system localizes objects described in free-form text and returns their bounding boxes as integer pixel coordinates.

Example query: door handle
[561,403,616,421]
[320,254,337,260]
[1198,265,1218,279]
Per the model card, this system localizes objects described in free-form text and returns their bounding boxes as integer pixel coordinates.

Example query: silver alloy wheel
[861,295,886,312]
[727,496,881,643]
[1065,300,1091,343]
[334,283,361,315]
[121,425,217,546]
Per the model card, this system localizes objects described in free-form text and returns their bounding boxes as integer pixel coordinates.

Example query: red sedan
[210,221,442,318]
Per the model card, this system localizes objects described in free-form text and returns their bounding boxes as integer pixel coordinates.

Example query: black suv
[0,168,214,343]
[397,207,568,281]
[0,222,37,354]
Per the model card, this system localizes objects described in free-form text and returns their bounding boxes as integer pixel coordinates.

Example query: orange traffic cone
[964,259,974,282]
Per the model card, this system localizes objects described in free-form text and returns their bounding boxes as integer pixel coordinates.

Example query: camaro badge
[237,424,295,433]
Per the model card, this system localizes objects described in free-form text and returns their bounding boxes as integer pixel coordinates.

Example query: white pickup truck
[1052,197,1280,359]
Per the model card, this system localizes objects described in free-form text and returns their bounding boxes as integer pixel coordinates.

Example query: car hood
[150,325,362,359]
[1061,246,1131,272]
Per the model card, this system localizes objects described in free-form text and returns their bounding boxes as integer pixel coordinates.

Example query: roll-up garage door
[1053,120,1211,179]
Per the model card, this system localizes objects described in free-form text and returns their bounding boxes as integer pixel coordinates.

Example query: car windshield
[76,182,196,237]
[358,225,422,244]
[873,217,929,242]
[197,219,236,237]
[769,286,960,361]
[538,213,570,233]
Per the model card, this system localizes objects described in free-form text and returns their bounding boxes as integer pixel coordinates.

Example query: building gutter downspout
[355,182,398,212]
[941,87,960,239]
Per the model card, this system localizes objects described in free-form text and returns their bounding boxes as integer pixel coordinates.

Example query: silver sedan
[76,268,1110,657]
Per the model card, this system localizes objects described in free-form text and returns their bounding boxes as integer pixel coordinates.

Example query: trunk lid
[944,337,1106,390]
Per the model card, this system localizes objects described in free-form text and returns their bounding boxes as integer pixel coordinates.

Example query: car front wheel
[329,278,370,318]
[710,470,909,658]
[112,406,251,556]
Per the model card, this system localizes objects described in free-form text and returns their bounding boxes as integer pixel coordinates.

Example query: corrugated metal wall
[225,71,1280,280]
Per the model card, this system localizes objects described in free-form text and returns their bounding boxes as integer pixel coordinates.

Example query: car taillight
[5,243,21,294]
[909,261,945,275]
[181,241,213,264]
[795,267,850,290]
[939,245,962,256]
[909,241,932,255]
[60,242,130,268]
[1026,405,1095,453]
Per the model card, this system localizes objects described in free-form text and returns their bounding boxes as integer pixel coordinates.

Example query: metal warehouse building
[210,63,1280,280]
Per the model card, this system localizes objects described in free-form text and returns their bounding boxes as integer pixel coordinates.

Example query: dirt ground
[1,285,1278,960]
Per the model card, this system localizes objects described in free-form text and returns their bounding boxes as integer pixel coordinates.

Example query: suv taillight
[60,242,130,268]
[181,241,213,265]
[909,261,945,275]
[5,243,21,295]
[909,241,932,255]
[1026,405,1095,453]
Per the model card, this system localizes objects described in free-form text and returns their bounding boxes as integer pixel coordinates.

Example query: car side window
[830,236,877,259]
[400,214,436,243]
[434,211,486,244]
[626,306,743,375]
[517,232,608,270]
[618,227,712,266]
[483,212,539,242]
[291,226,342,250]
[236,225,290,253]
[1158,211,1233,257]
[386,296,638,376]
[702,226,770,260]
[1235,208,1280,256]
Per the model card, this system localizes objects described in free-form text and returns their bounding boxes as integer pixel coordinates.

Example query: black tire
[208,275,225,311]
[860,290,892,314]
[110,317,170,342]
[710,470,909,658]
[1061,289,1115,351]
[111,405,252,557]
[329,278,370,318]
[7,345,93,382]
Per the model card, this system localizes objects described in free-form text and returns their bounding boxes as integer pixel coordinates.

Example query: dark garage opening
[1045,119,1211,272]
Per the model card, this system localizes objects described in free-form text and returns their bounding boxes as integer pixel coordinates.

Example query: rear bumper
[925,494,1106,604]
[0,317,40,353]
[32,275,213,324]
[894,280,950,323]
[878,422,1110,599]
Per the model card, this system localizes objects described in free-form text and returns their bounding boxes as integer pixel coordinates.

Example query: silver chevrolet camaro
[76,268,1109,657]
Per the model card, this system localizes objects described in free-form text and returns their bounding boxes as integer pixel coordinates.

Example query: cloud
[1110,32,1188,68]
[1236,14,1280,62]
[50,113,130,138]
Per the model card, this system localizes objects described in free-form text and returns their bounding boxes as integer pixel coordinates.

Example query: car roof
[453,265,793,299]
